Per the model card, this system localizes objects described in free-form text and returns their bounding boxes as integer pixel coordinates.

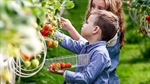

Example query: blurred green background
[20,0,150,84]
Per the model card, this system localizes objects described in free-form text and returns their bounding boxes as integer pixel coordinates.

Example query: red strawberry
[60,62,66,69]
[44,25,54,32]
[65,62,72,68]
[40,29,49,37]
[48,40,53,48]
[52,63,61,71]
[40,29,45,36]
[146,15,150,23]
[44,25,50,31]
[23,54,31,61]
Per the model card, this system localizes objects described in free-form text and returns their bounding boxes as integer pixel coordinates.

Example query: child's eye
[98,7,105,10]
[91,4,95,8]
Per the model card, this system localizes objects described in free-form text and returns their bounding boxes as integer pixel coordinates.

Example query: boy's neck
[87,36,102,45]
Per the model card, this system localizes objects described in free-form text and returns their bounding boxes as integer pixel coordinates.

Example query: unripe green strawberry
[52,21,57,27]
[59,37,63,42]
[3,69,11,82]
[31,59,39,68]
[25,61,31,68]
[53,40,58,48]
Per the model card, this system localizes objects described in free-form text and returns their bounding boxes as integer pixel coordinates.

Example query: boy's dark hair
[91,10,119,41]
[86,0,126,48]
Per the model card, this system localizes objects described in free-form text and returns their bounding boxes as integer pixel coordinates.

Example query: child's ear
[93,26,101,34]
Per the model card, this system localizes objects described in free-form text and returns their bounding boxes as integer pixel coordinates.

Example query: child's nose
[92,8,99,12]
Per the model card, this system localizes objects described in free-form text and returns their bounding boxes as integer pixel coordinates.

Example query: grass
[117,44,150,84]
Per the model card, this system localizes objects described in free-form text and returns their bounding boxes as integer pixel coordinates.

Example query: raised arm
[54,31,84,54]
[61,17,82,40]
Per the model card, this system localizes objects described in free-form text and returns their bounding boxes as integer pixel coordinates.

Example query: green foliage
[118,44,150,84]
[65,0,75,9]
[62,0,88,34]
[118,63,150,84]
[123,4,142,44]
[123,0,150,44]
[125,0,150,37]
[19,67,65,84]
[140,38,150,60]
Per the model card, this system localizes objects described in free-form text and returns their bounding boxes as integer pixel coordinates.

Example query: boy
[49,10,119,84]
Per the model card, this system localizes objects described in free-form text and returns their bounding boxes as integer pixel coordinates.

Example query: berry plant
[125,0,150,37]
[0,0,74,84]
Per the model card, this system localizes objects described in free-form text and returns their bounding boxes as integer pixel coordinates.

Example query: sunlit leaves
[65,0,75,9]
[126,0,150,37]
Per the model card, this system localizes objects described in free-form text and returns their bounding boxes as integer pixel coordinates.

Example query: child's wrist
[63,70,67,78]
[67,26,75,32]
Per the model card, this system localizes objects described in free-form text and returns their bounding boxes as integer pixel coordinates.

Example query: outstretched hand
[60,17,74,31]
[60,17,81,40]
[48,64,65,75]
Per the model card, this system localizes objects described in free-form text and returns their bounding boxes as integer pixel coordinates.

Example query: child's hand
[60,17,74,31]
[48,64,65,75]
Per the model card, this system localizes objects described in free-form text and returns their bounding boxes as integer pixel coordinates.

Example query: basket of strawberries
[45,54,89,70]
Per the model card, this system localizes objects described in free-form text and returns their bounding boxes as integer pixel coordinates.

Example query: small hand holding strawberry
[48,62,72,75]
[48,63,65,75]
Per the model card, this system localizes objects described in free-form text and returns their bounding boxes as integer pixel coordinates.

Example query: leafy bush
[140,38,150,60]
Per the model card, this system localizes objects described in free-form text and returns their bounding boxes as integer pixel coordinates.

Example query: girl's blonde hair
[85,0,126,48]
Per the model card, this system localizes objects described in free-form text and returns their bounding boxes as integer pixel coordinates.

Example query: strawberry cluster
[22,54,40,68]
[40,24,59,48]
[49,62,72,71]
[40,25,54,37]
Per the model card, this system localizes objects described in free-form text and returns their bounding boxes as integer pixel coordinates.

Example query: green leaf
[65,1,75,9]
[54,2,62,11]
